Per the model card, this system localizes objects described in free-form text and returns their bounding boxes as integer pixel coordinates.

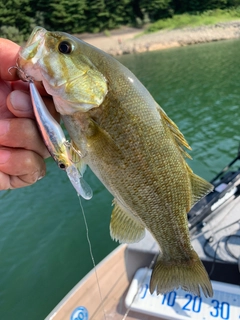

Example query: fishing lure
[29,81,92,200]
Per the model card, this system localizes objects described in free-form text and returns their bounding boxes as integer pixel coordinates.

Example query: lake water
[1,39,240,319]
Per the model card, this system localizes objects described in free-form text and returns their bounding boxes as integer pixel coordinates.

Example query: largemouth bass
[17,27,213,297]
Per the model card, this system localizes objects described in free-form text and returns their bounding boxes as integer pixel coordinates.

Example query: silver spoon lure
[29,81,92,200]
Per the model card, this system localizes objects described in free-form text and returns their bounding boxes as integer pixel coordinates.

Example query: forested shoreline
[0,0,240,43]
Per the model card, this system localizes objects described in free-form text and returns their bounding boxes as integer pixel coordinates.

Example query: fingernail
[10,90,32,112]
[0,120,9,136]
[0,150,11,164]
[33,169,45,182]
[38,169,46,180]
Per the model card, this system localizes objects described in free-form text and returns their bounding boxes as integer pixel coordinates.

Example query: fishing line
[78,195,107,320]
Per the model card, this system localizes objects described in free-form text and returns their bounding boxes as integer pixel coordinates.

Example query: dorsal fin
[156,105,192,159]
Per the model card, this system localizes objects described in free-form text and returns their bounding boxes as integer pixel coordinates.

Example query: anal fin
[110,199,145,244]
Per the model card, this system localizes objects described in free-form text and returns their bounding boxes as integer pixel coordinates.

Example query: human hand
[0,38,58,190]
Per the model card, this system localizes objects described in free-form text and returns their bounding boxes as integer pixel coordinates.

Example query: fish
[17,26,213,297]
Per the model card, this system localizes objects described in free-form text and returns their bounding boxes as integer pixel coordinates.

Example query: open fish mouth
[25,26,47,47]
[16,27,48,82]
[19,27,46,62]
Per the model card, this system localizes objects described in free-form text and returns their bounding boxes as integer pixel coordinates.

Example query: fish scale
[17,26,214,298]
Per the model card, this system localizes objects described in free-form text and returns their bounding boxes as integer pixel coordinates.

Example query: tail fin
[149,250,213,297]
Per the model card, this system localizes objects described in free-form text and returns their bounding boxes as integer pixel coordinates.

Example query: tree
[1,0,239,43]
[0,0,35,39]
[171,0,228,13]
[84,0,108,32]
[140,0,173,21]
[43,0,86,33]
[227,0,240,6]
[104,0,134,29]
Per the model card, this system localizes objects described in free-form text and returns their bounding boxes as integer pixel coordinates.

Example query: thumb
[7,89,60,122]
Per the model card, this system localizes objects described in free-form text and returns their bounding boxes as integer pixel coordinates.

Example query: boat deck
[47,242,161,320]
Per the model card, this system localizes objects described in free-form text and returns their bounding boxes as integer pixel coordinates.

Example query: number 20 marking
[182,294,202,313]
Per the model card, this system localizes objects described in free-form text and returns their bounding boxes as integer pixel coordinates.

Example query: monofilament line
[78,195,107,320]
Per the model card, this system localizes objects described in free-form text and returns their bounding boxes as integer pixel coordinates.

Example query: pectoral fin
[110,199,145,243]
[69,140,87,175]
[86,119,124,163]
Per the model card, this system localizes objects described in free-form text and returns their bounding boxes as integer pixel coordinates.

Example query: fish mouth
[26,26,47,46]
[17,26,47,82]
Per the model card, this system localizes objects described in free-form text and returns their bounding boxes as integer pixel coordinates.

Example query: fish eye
[58,41,72,54]
[58,162,66,170]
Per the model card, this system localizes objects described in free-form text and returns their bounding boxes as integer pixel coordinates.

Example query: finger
[0,118,50,159]
[0,148,46,189]
[7,90,34,118]
[0,80,14,119]
[0,39,20,81]
[11,80,29,92]
[7,90,60,122]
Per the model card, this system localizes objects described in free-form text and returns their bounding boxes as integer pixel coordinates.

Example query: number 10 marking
[162,291,176,307]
